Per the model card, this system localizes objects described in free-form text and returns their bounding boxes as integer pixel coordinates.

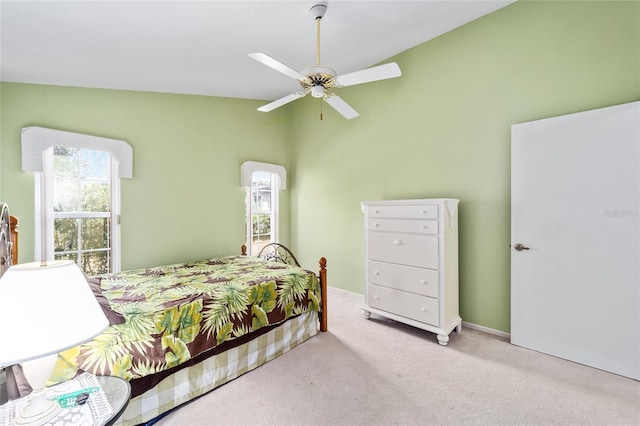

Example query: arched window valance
[21,126,133,178]
[240,161,286,190]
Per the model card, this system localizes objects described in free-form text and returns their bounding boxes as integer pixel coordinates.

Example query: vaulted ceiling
[0,1,514,101]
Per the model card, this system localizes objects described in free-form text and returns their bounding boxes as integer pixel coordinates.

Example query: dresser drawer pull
[421,280,428,285]
[421,225,428,229]
[421,307,428,312]
[374,271,380,276]
[393,239,403,245]
[374,223,380,227]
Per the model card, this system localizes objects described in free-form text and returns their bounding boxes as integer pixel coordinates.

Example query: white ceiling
[0,0,514,101]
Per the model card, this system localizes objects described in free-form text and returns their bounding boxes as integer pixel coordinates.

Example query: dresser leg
[437,334,450,346]
[456,322,462,333]
[362,309,371,319]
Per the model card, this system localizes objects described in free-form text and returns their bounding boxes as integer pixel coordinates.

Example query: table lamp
[0,260,109,425]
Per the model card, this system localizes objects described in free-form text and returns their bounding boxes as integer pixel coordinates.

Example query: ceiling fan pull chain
[249,1,399,120]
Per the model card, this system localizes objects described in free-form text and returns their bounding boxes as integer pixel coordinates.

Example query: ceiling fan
[249,0,401,120]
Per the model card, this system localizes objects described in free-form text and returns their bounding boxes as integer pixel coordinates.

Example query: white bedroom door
[511,101,640,380]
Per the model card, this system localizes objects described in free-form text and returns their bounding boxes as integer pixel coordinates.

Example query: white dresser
[361,199,461,345]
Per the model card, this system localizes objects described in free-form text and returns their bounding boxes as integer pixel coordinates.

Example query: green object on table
[51,386,100,408]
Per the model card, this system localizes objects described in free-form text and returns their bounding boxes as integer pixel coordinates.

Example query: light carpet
[157,287,640,425]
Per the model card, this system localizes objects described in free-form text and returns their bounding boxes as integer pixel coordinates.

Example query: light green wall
[289,0,640,332]
[1,1,638,333]
[0,84,292,269]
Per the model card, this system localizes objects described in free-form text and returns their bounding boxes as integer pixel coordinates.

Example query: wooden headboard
[0,203,19,277]
[9,215,18,265]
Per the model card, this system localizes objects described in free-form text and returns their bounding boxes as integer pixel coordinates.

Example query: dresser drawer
[367,284,440,326]
[367,260,439,298]
[367,205,438,220]
[368,218,438,235]
[367,231,439,269]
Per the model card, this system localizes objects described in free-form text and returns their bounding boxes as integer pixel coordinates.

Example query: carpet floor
[156,287,640,426]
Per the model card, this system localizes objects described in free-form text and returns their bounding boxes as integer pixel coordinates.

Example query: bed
[0,204,327,425]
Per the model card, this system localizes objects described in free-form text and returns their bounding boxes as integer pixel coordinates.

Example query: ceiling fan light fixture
[249,0,402,120]
[311,85,325,98]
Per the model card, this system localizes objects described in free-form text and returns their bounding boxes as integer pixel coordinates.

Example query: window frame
[22,127,132,273]
[241,161,286,257]
[37,147,121,273]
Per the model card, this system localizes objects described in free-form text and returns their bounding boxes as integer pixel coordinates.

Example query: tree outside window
[52,147,112,274]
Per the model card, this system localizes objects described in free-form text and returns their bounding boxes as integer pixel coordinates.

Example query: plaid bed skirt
[113,311,319,425]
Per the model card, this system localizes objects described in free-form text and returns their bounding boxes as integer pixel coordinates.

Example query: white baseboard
[329,286,511,339]
[462,321,510,339]
[327,285,361,297]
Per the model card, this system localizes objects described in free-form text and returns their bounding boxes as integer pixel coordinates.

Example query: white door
[511,102,640,380]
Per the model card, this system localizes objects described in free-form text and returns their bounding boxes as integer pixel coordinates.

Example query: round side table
[96,375,131,426]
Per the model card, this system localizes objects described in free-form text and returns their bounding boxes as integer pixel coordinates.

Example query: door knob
[514,243,530,251]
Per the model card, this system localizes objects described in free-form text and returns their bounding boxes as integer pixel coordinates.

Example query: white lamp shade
[0,260,109,367]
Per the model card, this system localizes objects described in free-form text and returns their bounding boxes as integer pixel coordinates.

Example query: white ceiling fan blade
[336,62,401,87]
[326,95,359,120]
[257,92,306,112]
[249,52,307,81]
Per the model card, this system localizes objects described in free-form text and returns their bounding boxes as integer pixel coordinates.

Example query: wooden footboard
[242,244,327,332]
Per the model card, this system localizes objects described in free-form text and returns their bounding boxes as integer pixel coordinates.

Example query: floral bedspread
[51,256,321,386]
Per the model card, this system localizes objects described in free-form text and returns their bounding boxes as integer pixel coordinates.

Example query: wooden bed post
[243,244,327,332]
[319,257,327,332]
[10,215,18,265]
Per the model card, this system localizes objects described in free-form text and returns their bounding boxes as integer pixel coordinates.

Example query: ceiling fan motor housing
[249,0,400,119]
[300,65,337,97]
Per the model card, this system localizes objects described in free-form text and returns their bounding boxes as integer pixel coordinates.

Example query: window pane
[53,146,78,175]
[81,217,110,250]
[54,175,80,213]
[53,147,110,213]
[53,147,80,213]
[52,146,113,274]
[54,218,78,252]
[252,214,271,241]
[252,172,272,214]
[79,150,110,180]
[83,251,110,275]
[55,252,78,264]
[245,166,280,256]
[81,181,110,213]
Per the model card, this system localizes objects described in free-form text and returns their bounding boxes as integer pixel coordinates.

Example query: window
[47,147,114,274]
[247,171,278,255]
[22,126,133,274]
[241,161,286,256]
